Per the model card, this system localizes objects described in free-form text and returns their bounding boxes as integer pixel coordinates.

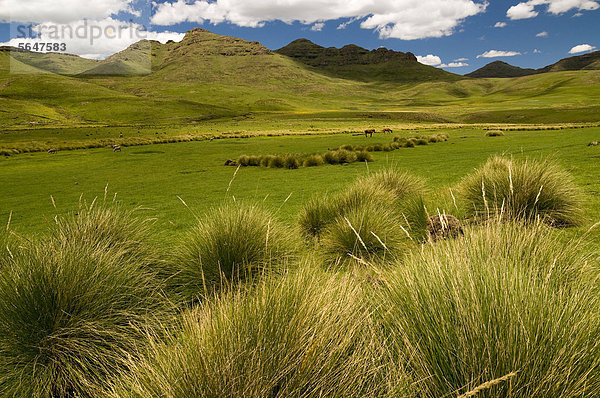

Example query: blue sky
[0,0,598,73]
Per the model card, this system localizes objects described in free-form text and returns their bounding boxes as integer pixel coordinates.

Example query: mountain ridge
[275,38,459,82]
[468,51,600,78]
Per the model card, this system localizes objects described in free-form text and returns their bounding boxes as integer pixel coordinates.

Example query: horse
[364,129,375,138]
[112,145,122,152]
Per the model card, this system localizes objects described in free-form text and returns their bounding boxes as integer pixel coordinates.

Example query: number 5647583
[18,42,67,52]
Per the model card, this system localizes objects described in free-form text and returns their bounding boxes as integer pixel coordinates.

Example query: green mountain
[1,28,600,130]
[468,51,600,78]
[466,61,536,78]
[276,38,460,82]
[538,50,600,73]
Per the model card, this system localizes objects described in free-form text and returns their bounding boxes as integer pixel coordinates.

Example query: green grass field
[3,126,600,243]
[2,31,600,396]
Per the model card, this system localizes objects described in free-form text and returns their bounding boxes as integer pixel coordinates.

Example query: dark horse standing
[364,129,375,138]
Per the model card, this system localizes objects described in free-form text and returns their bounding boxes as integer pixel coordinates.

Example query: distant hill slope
[538,51,600,73]
[2,47,100,75]
[276,38,460,83]
[1,29,599,128]
[468,51,600,78]
[466,61,536,78]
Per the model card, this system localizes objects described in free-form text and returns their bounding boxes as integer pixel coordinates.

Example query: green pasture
[2,126,599,242]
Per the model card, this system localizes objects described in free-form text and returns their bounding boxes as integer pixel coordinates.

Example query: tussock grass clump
[0,209,166,397]
[356,150,373,162]
[355,168,426,202]
[297,196,337,241]
[321,204,408,267]
[172,203,297,301]
[378,221,600,397]
[116,269,410,397]
[283,154,300,169]
[458,156,585,226]
[355,169,428,239]
[297,184,396,241]
[297,169,427,242]
[49,203,157,264]
[486,130,504,137]
[236,154,250,166]
[302,154,325,167]
[333,148,358,163]
[267,155,285,168]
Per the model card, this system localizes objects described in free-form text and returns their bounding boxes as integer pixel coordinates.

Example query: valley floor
[2,124,600,243]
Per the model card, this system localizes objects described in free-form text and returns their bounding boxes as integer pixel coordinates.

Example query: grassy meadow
[2,32,600,396]
[2,125,599,240]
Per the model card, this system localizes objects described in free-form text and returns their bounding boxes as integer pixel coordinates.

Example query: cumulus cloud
[536,31,548,37]
[1,18,184,59]
[310,22,324,31]
[494,21,507,27]
[507,0,599,20]
[0,0,136,24]
[439,62,469,67]
[416,54,467,68]
[151,0,487,40]
[507,2,539,19]
[416,54,442,66]
[568,43,596,53]
[477,50,522,58]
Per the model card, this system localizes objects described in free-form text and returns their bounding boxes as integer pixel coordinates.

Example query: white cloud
[534,48,542,53]
[536,31,548,37]
[151,0,487,40]
[507,2,539,19]
[477,50,522,58]
[417,54,468,68]
[507,0,599,20]
[0,0,136,24]
[569,43,596,53]
[454,57,469,61]
[416,54,442,66]
[337,17,358,30]
[310,22,324,31]
[494,21,507,27]
[439,62,469,67]
[1,18,184,59]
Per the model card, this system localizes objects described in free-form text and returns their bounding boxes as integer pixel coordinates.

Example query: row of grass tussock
[0,156,596,397]
[235,148,373,169]
[233,133,448,169]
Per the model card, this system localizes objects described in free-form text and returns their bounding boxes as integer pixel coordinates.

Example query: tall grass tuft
[171,203,297,301]
[0,207,166,397]
[321,204,408,267]
[355,168,426,203]
[297,169,427,242]
[302,154,325,167]
[115,268,411,397]
[49,203,157,264]
[378,221,600,397]
[297,195,337,241]
[458,156,585,226]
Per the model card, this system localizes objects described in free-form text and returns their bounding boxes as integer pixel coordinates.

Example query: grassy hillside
[6,47,100,75]
[276,38,460,83]
[466,61,536,78]
[0,28,599,149]
[469,50,600,78]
